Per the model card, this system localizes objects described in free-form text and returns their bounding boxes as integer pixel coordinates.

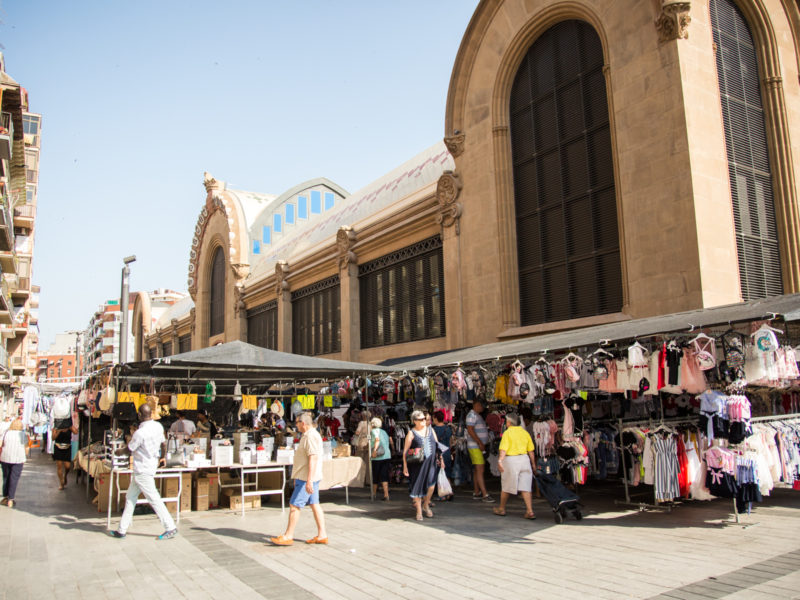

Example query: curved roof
[154,295,195,330]
[223,189,277,230]
[248,141,454,281]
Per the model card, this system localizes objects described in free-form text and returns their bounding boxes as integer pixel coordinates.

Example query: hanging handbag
[405,446,424,464]
[112,401,138,421]
[165,435,184,467]
[372,435,384,458]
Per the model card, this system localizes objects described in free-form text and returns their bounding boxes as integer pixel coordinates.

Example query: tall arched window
[510,20,622,326]
[209,247,225,337]
[710,0,782,299]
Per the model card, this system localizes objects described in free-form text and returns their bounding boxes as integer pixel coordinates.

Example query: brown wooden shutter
[710,0,783,299]
[291,276,341,356]
[358,236,446,349]
[510,20,622,326]
[247,300,278,350]
[178,334,191,354]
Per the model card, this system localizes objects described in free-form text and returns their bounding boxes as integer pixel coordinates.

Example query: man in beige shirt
[271,412,328,545]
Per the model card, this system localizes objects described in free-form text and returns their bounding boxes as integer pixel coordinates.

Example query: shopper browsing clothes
[492,413,537,519]
[271,412,328,546]
[370,417,391,501]
[0,415,29,508]
[109,403,177,540]
[466,400,494,503]
[169,411,196,441]
[403,410,441,521]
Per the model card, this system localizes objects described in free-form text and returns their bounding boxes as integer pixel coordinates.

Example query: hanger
[689,332,714,344]
[511,358,524,370]
[629,340,645,351]
[751,322,783,335]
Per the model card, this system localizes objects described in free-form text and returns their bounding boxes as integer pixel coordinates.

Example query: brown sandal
[523,512,537,520]
[493,507,507,516]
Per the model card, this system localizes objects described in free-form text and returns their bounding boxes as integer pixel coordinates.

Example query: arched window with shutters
[509,19,622,326]
[710,0,782,300]
[209,247,225,337]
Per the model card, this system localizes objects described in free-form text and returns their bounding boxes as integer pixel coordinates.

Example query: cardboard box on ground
[160,472,192,515]
[94,472,130,513]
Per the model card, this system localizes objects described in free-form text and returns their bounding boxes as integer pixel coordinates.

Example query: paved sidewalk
[1,452,799,599]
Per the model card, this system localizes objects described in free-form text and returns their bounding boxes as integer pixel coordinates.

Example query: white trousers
[118,472,176,534]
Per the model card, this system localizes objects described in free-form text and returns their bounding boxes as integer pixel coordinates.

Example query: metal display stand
[107,467,194,530]
[214,463,287,517]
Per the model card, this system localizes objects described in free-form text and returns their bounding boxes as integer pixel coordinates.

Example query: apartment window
[710,0,782,299]
[292,276,340,356]
[247,300,278,350]
[209,247,226,337]
[359,236,446,349]
[510,20,622,325]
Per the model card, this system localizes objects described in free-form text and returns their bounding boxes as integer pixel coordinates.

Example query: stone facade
[138,0,800,364]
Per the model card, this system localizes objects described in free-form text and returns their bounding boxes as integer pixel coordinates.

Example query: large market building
[134,0,800,364]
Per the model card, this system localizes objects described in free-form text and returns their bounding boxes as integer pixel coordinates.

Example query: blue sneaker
[156,529,177,540]
[108,530,126,538]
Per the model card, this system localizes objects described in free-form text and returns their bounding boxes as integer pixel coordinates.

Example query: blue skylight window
[262,226,271,245]
[285,203,295,224]
[273,213,282,233]
[253,240,261,254]
[298,196,308,219]
[310,190,321,214]
[324,192,335,210]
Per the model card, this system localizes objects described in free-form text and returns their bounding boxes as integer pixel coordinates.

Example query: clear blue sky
[0,0,479,351]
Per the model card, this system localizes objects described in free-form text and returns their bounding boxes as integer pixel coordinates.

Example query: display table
[106,467,195,530]
[319,456,364,504]
[75,448,111,478]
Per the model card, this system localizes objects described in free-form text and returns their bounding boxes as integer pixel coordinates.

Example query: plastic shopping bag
[437,468,453,497]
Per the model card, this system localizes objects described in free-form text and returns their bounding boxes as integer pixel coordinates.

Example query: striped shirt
[0,425,28,464]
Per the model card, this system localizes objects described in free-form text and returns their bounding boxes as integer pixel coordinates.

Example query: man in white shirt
[109,403,177,540]
[270,412,327,546]
[168,411,196,441]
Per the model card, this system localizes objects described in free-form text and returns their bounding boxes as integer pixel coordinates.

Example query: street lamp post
[118,256,136,365]
[66,329,82,382]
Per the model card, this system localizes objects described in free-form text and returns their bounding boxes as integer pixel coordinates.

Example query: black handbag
[112,402,138,421]
[406,447,424,464]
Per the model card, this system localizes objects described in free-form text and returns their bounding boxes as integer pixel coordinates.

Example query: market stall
[375,293,800,520]
[88,341,384,517]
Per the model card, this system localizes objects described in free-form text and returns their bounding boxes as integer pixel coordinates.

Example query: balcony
[10,355,24,373]
[0,194,13,252]
[0,276,12,325]
[14,235,31,256]
[13,203,34,227]
[0,113,13,161]
[11,276,30,300]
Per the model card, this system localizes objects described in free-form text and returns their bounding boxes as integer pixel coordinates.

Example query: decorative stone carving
[443,133,465,158]
[336,226,357,270]
[436,170,464,235]
[655,1,691,42]
[189,307,196,336]
[230,263,250,281]
[764,76,783,90]
[203,171,221,193]
[233,283,246,316]
[187,195,225,297]
[171,318,179,337]
[275,261,290,296]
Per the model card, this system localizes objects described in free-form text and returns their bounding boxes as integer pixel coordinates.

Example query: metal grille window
[711,0,782,299]
[161,341,171,358]
[148,346,157,360]
[359,236,446,349]
[510,20,622,326]
[247,300,278,350]
[209,247,225,337]
[292,276,341,356]
[178,334,191,354]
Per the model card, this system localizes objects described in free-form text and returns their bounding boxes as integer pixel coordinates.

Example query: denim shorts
[290,479,320,508]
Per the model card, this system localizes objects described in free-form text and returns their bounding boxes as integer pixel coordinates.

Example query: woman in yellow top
[493,413,536,519]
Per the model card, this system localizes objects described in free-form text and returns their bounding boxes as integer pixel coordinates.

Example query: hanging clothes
[652,433,680,501]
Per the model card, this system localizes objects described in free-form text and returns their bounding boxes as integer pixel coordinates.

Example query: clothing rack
[614,416,698,513]
[750,412,800,423]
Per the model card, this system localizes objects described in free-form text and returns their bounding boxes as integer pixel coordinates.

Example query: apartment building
[0,53,40,397]
[36,332,83,382]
